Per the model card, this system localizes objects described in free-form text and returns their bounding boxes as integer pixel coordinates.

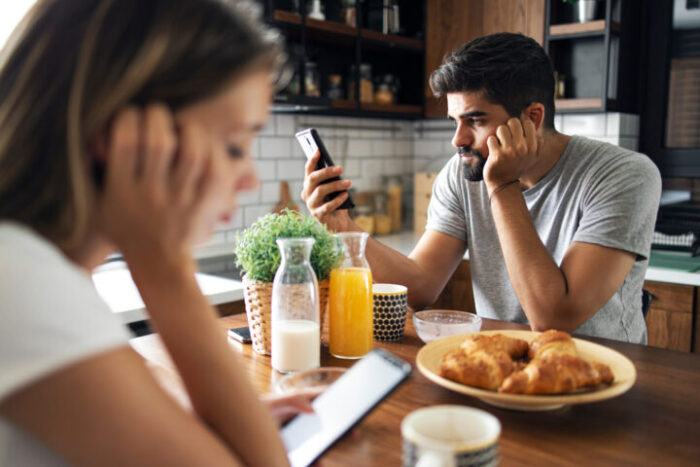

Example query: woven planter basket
[243,275,329,356]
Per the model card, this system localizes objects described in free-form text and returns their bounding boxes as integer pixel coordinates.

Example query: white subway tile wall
[195,112,641,257]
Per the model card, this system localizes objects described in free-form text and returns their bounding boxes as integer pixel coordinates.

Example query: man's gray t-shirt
[426,135,661,343]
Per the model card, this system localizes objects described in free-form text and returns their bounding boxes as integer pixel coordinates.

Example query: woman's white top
[0,222,130,465]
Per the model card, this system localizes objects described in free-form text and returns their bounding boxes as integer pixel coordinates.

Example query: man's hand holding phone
[301,150,355,231]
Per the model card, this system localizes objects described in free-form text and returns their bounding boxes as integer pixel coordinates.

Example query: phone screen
[281,349,411,467]
[295,128,355,210]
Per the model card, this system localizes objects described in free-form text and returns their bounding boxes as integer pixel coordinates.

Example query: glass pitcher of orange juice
[329,232,373,359]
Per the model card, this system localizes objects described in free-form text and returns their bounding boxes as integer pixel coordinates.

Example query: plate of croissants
[416,329,636,411]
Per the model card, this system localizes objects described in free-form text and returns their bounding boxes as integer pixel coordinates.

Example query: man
[301,33,660,343]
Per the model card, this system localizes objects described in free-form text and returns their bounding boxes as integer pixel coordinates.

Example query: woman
[0,0,306,465]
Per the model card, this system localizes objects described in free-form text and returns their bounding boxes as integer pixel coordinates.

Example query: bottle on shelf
[304,61,321,97]
[373,191,392,235]
[374,73,398,105]
[307,0,325,21]
[348,63,373,103]
[327,73,344,100]
[340,0,357,27]
[386,176,403,232]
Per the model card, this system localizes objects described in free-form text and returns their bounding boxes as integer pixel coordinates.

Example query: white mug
[401,405,501,467]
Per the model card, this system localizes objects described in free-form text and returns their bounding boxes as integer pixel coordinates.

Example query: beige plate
[416,330,637,411]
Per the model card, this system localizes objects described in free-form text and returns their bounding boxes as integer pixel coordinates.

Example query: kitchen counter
[98,232,700,326]
[93,261,243,324]
[377,231,700,286]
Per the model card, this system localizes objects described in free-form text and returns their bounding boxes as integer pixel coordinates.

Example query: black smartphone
[227,326,252,344]
[281,349,411,467]
[295,128,355,210]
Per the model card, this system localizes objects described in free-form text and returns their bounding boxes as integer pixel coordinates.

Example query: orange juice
[329,267,373,359]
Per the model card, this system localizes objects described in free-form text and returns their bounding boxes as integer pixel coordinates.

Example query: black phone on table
[295,128,355,210]
[227,326,252,344]
[281,349,411,467]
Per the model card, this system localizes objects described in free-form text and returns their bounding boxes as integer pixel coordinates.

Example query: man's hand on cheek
[483,117,540,192]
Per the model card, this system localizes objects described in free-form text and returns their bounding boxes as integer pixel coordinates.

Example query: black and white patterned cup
[372,283,408,341]
[401,405,501,467]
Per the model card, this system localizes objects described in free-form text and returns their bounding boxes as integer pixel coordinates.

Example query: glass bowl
[412,310,482,344]
[274,367,347,394]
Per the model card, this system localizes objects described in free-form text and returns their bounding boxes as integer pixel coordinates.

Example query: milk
[271,319,320,373]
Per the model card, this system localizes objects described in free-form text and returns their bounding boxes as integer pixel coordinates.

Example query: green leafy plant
[234,209,342,282]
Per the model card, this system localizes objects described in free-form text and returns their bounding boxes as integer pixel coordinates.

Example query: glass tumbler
[271,238,320,373]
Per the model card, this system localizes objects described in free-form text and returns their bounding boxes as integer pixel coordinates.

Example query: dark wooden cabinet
[430,259,476,313]
[424,0,545,118]
[643,280,696,352]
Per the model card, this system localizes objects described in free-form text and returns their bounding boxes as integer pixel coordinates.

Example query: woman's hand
[94,104,227,264]
[260,388,322,425]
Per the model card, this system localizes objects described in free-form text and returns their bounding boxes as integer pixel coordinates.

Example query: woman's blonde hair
[0,0,282,250]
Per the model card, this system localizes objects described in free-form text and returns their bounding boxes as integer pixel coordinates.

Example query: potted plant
[564,0,602,23]
[234,209,341,355]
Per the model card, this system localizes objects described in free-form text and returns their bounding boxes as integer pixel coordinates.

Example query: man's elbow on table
[407,290,440,312]
[525,303,591,334]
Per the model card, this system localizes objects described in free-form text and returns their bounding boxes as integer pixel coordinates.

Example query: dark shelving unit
[639,0,700,177]
[544,0,642,114]
[263,0,426,119]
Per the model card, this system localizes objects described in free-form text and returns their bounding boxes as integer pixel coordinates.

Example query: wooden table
[130,314,700,466]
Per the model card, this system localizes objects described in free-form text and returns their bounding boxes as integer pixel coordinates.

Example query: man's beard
[458,147,487,182]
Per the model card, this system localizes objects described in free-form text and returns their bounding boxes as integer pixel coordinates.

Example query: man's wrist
[488,179,520,205]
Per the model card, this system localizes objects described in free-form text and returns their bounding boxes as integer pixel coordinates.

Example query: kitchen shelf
[331,100,422,116]
[273,10,301,25]
[267,3,426,119]
[360,103,422,115]
[549,20,620,39]
[330,99,357,110]
[360,29,424,51]
[272,10,423,51]
[306,17,357,38]
[545,0,641,115]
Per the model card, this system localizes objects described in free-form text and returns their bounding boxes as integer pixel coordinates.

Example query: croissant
[499,354,614,394]
[459,333,529,360]
[439,347,518,391]
[527,329,578,360]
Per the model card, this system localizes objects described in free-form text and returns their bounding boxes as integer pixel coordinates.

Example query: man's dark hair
[430,33,555,129]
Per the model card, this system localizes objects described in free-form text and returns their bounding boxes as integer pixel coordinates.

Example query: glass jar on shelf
[374,83,394,105]
[386,176,403,232]
[348,63,373,103]
[271,238,320,373]
[340,0,356,27]
[307,0,325,21]
[373,191,392,236]
[327,73,344,100]
[304,61,321,97]
[351,204,374,234]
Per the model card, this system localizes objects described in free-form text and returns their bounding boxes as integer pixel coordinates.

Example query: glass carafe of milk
[271,237,320,373]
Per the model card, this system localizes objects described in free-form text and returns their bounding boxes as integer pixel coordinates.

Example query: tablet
[281,349,411,467]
